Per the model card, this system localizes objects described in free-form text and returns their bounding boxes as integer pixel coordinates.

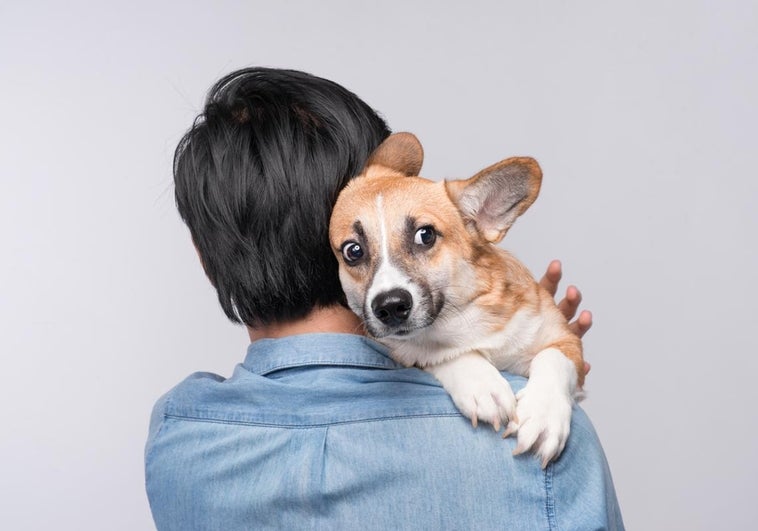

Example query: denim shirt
[145,333,623,530]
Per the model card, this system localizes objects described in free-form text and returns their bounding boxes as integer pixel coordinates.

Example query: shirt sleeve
[144,391,170,463]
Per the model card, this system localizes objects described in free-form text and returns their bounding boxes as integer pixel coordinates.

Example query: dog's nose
[371,289,413,326]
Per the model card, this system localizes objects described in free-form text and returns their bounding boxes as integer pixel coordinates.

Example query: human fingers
[539,260,562,297]
[557,285,582,321]
[567,309,593,339]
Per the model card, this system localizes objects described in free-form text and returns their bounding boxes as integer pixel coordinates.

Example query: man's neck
[247,305,365,342]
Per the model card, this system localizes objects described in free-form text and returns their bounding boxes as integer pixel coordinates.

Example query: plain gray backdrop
[2,1,756,529]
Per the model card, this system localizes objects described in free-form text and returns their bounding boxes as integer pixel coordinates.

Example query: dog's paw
[427,352,516,430]
[451,371,517,431]
[511,383,572,468]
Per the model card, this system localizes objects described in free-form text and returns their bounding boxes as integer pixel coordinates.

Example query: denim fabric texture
[145,333,624,530]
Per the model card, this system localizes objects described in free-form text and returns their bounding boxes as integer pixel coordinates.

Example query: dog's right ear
[363,132,424,177]
[446,157,542,243]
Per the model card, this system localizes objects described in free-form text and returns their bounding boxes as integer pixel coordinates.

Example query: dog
[329,133,585,467]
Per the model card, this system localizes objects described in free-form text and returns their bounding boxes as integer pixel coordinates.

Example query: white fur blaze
[365,194,423,315]
[512,347,577,468]
[426,352,517,430]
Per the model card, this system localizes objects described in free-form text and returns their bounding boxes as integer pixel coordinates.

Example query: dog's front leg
[426,351,516,431]
[512,347,577,468]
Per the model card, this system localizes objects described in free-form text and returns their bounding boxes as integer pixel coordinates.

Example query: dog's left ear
[364,132,424,177]
[446,157,542,243]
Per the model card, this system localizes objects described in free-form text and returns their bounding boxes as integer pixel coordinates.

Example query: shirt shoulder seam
[163,411,462,428]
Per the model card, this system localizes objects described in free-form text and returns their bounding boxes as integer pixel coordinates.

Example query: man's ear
[445,157,542,243]
[363,132,424,177]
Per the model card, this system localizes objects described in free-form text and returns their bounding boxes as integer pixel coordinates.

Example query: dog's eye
[414,226,436,247]
[341,241,364,264]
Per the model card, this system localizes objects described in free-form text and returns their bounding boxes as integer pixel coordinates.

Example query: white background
[2,1,756,529]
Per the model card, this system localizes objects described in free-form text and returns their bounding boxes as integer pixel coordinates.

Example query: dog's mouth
[370,326,419,339]
[365,314,437,340]
[386,326,422,338]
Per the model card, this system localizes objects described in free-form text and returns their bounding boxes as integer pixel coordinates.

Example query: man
[146,67,624,530]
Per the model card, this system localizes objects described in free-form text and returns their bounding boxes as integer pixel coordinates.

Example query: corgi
[329,133,585,467]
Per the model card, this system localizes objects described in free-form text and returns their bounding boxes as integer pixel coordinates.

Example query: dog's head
[329,133,542,340]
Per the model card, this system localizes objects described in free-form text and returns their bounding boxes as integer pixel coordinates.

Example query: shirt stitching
[163,412,462,428]
[545,463,557,530]
[251,359,400,376]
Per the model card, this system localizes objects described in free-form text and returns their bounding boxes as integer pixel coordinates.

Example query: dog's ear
[364,132,424,177]
[446,157,542,243]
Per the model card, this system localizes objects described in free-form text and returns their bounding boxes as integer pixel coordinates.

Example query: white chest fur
[386,305,546,376]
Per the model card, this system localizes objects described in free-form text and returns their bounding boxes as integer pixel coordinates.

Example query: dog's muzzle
[371,288,412,328]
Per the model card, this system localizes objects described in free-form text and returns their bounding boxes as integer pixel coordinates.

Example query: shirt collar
[242,333,402,376]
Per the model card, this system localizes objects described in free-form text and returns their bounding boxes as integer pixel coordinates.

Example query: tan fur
[446,157,543,244]
[364,132,424,177]
[330,133,586,465]
[467,243,585,388]
[330,172,584,387]
[329,133,585,390]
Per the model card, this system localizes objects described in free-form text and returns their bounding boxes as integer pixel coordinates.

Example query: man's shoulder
[145,363,622,530]
[148,364,515,427]
[148,363,460,429]
[145,335,623,530]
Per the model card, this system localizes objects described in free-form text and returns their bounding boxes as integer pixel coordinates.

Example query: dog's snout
[371,289,413,326]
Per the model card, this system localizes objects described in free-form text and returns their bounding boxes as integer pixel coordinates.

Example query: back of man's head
[174,67,390,327]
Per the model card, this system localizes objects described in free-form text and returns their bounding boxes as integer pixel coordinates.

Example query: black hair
[173,67,390,326]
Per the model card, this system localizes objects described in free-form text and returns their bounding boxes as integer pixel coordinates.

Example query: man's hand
[539,260,593,376]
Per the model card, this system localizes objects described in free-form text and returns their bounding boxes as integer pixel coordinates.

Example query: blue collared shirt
[146,333,623,530]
